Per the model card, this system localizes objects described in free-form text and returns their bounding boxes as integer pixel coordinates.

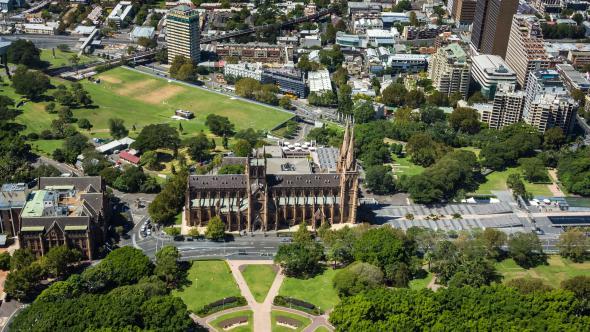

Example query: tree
[364,165,395,194]
[133,124,180,152]
[508,232,546,268]
[543,127,565,150]
[0,252,11,271]
[419,106,446,124]
[519,157,549,183]
[279,96,292,110]
[98,247,153,286]
[477,228,507,261]
[506,277,552,294]
[332,262,383,297]
[557,148,590,196]
[353,226,415,286]
[235,78,262,99]
[561,275,590,304]
[232,139,252,157]
[140,296,194,331]
[169,55,195,81]
[381,83,407,107]
[62,132,90,163]
[4,263,44,300]
[148,170,187,224]
[11,248,35,271]
[558,228,588,263]
[186,132,215,162]
[449,107,480,134]
[205,216,226,241]
[274,240,324,278]
[154,246,181,286]
[205,114,235,137]
[7,39,42,68]
[140,150,159,170]
[337,84,353,115]
[11,66,51,100]
[78,118,92,130]
[353,101,375,123]
[44,245,82,277]
[404,90,425,109]
[108,118,128,139]
[405,132,447,167]
[296,54,321,72]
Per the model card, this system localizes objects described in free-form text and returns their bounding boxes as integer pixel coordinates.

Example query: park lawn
[241,265,277,303]
[279,268,339,310]
[475,167,553,196]
[271,310,312,332]
[173,260,241,313]
[496,255,590,286]
[210,310,253,332]
[391,155,425,177]
[313,327,330,332]
[77,67,293,135]
[30,139,65,156]
[409,272,433,290]
[459,146,481,157]
[40,49,95,68]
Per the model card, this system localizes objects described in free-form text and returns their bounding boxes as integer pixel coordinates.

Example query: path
[427,275,442,291]
[227,260,284,332]
[547,169,566,197]
[194,305,250,330]
[271,306,335,332]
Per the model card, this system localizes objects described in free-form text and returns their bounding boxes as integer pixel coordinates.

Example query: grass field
[496,256,590,286]
[391,155,425,177]
[278,268,339,310]
[40,49,95,68]
[173,260,241,313]
[77,67,293,136]
[409,272,433,290]
[271,310,312,332]
[241,265,277,303]
[210,310,253,332]
[6,67,293,155]
[475,167,553,196]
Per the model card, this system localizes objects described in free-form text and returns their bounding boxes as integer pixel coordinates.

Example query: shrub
[273,295,322,314]
[196,296,247,316]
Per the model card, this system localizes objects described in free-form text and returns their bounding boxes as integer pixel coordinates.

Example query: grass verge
[241,264,277,303]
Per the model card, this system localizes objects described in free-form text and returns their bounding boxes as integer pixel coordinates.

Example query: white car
[146,229,152,236]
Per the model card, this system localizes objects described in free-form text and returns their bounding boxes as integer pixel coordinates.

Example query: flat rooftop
[266,158,312,175]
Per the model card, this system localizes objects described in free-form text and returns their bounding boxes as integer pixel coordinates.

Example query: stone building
[18,177,110,260]
[185,124,359,231]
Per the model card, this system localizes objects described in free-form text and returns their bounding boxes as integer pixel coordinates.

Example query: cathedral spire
[345,124,355,171]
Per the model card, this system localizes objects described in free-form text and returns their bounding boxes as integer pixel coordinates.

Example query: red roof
[119,151,140,164]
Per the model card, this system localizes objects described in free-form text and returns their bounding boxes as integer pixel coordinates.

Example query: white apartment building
[525,94,576,133]
[107,1,133,27]
[428,44,471,98]
[470,54,517,99]
[353,18,383,34]
[224,62,263,81]
[484,86,527,129]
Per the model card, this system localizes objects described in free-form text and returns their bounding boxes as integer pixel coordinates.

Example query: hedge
[196,296,247,316]
[273,295,323,315]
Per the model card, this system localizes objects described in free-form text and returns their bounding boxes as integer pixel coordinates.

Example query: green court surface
[278,268,339,310]
[241,264,278,303]
[173,260,241,313]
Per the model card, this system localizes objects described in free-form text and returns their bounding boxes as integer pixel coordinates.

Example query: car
[146,229,152,236]
[280,237,293,243]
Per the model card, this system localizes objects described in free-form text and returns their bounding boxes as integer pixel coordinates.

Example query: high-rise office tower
[504,15,550,89]
[452,0,477,25]
[470,0,519,57]
[166,5,200,64]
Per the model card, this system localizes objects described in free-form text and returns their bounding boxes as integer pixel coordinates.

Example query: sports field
[8,67,292,155]
[76,67,293,135]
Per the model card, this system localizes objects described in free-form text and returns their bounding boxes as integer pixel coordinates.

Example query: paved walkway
[271,306,335,332]
[547,169,566,197]
[227,260,284,332]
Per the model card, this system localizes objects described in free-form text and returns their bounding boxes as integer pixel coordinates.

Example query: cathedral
[185,123,359,231]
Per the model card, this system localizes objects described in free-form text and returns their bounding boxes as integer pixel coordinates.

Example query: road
[33,156,83,176]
